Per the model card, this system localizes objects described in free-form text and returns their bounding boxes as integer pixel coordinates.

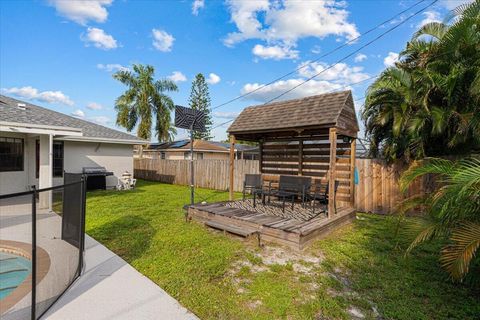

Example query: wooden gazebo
[188,90,359,249]
[227,90,358,217]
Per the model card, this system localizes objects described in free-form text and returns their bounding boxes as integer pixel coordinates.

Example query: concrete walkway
[41,235,198,320]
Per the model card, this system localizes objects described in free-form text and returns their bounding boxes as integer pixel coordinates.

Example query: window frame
[0,137,24,172]
[35,140,64,178]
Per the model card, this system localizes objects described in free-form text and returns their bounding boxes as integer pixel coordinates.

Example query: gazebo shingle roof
[228,90,358,134]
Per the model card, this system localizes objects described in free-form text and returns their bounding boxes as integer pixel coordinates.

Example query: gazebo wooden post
[298,140,303,176]
[350,137,356,206]
[229,134,236,201]
[328,128,337,218]
[259,140,263,174]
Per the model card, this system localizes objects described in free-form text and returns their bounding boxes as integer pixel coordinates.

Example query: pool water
[0,252,32,300]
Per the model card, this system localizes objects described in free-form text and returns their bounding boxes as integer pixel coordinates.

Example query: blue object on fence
[354,167,359,185]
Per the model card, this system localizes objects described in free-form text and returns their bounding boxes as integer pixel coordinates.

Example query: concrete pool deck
[41,234,198,320]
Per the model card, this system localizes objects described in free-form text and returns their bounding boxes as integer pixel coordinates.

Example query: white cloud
[418,10,442,28]
[354,53,367,62]
[167,71,187,82]
[2,86,74,106]
[252,44,299,60]
[90,116,111,125]
[97,63,130,72]
[383,52,399,67]
[242,79,344,102]
[82,27,118,50]
[72,109,85,118]
[152,29,175,52]
[311,45,322,54]
[86,102,103,110]
[192,0,205,15]
[298,61,369,83]
[207,73,221,84]
[48,0,112,25]
[241,60,369,102]
[441,0,473,10]
[224,0,359,58]
[214,111,240,119]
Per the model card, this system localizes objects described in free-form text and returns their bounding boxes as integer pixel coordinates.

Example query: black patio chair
[264,175,311,212]
[242,174,263,207]
[308,180,340,216]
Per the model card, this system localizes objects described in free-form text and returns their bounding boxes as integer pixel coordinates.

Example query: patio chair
[308,180,339,216]
[264,175,311,213]
[242,174,263,207]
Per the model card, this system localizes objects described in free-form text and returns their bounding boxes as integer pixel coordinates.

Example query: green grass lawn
[85,180,479,319]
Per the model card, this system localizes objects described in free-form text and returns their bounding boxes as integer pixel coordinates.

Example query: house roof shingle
[227,90,358,134]
[147,139,256,152]
[0,95,146,143]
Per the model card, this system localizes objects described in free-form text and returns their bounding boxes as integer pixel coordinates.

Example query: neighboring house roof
[147,139,257,153]
[0,95,146,144]
[228,90,359,135]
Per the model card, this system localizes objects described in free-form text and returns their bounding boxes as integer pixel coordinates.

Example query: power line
[264,0,438,104]
[210,0,428,112]
[210,76,377,131]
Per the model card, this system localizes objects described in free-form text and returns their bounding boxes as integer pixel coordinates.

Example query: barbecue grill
[82,167,114,190]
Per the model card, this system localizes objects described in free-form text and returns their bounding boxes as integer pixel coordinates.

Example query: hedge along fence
[134,158,431,214]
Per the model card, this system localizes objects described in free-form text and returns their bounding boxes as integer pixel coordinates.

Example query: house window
[53,141,64,177]
[35,140,64,178]
[196,153,204,160]
[184,152,191,160]
[160,152,166,159]
[0,137,24,172]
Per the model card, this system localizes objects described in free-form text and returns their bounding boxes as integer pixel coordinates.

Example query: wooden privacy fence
[134,158,429,214]
[134,159,259,192]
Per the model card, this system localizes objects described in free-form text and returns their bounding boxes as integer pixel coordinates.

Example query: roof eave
[57,136,147,145]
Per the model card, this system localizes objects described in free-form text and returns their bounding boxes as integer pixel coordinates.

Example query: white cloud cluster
[298,61,369,83]
[207,73,221,84]
[192,0,205,15]
[252,44,299,60]
[90,116,111,125]
[71,108,111,125]
[224,0,359,60]
[241,60,369,102]
[49,0,112,25]
[167,71,187,82]
[354,53,367,62]
[383,52,399,67]
[417,10,442,28]
[441,0,473,10]
[72,109,85,118]
[2,86,74,106]
[97,63,130,72]
[86,102,103,110]
[82,27,118,50]
[152,29,175,52]
[213,111,240,119]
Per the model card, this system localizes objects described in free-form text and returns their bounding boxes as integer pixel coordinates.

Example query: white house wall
[60,141,133,188]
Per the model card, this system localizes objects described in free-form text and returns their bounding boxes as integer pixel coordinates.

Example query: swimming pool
[0,252,31,300]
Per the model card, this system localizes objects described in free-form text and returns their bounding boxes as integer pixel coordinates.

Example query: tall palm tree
[396,158,480,281]
[362,0,480,162]
[113,64,178,141]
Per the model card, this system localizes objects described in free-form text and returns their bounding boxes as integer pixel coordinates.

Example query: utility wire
[210,0,428,111]
[210,75,379,131]
[264,0,438,104]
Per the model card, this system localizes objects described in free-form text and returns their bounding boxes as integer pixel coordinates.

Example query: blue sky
[0,0,471,141]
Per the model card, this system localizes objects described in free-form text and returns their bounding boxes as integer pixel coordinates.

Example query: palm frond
[441,222,480,279]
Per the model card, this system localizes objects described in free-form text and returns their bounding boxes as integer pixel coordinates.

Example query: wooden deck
[187,201,356,250]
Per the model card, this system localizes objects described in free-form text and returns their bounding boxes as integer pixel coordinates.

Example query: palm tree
[113,64,178,141]
[362,0,480,162]
[396,157,480,280]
